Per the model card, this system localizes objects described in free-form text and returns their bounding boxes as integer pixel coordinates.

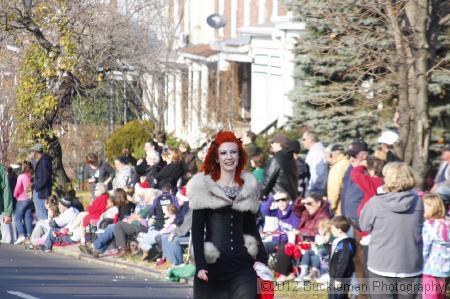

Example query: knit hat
[139,180,150,189]
[176,186,189,202]
[287,140,301,154]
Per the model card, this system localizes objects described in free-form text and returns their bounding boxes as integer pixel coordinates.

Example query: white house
[140,0,305,146]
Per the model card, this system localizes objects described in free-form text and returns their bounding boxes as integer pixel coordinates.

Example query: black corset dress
[194,206,256,282]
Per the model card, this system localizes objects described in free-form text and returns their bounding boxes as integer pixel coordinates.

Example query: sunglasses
[274,198,288,202]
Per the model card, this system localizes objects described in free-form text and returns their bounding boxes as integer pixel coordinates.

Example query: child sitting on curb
[158,204,177,235]
[30,200,60,249]
[296,218,333,282]
[42,197,80,252]
[137,185,179,254]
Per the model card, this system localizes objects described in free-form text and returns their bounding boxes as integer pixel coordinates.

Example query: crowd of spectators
[1,129,449,299]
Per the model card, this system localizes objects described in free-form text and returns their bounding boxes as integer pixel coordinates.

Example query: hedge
[105,120,155,162]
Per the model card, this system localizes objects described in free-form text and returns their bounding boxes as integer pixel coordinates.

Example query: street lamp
[107,71,123,134]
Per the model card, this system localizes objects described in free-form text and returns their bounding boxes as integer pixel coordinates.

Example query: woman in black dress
[187,131,268,299]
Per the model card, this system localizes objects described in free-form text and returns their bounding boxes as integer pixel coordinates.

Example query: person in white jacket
[302,131,328,197]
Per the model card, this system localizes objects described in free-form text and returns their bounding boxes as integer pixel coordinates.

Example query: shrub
[105,120,154,162]
[166,134,183,149]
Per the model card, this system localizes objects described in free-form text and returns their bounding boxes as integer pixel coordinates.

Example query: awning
[178,44,219,63]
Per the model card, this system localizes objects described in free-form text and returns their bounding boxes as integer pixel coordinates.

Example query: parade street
[0,244,192,299]
[0,1,449,299]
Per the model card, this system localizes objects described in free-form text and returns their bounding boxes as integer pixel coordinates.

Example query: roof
[179,44,219,58]
[224,36,250,47]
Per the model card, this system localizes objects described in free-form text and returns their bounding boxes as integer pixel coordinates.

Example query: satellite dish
[207,14,226,29]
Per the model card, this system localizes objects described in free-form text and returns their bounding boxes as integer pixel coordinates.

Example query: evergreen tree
[287,0,449,180]
[287,0,397,144]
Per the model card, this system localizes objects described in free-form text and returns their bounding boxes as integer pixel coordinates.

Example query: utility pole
[123,80,127,124]
[108,85,114,134]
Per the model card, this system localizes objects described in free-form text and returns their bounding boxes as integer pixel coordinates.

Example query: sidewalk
[52,245,166,279]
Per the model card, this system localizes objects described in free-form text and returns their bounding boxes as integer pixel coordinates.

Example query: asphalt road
[0,243,193,299]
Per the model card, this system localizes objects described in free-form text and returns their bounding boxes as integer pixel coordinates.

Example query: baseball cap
[331,144,345,152]
[31,143,43,152]
[347,139,369,157]
[378,131,399,145]
[271,134,289,145]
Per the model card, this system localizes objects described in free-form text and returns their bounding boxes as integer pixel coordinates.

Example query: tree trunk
[396,63,412,162]
[404,66,417,165]
[411,0,431,188]
[45,134,75,199]
[385,2,412,162]
[386,4,415,163]
[387,1,432,187]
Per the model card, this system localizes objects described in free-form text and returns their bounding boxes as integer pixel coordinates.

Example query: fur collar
[186,171,259,213]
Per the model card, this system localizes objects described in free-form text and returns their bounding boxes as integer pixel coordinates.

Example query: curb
[52,246,164,279]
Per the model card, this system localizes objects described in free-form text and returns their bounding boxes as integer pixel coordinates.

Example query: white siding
[250,37,295,133]
[231,0,238,38]
[258,0,265,24]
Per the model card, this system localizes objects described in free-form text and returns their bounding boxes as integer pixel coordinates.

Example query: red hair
[200,131,248,186]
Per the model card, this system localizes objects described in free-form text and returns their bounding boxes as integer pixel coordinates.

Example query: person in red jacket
[351,157,384,233]
[350,156,384,294]
[294,193,332,238]
[82,183,109,227]
[75,183,109,251]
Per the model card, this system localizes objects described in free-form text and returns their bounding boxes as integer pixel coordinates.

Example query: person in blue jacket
[31,143,53,220]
